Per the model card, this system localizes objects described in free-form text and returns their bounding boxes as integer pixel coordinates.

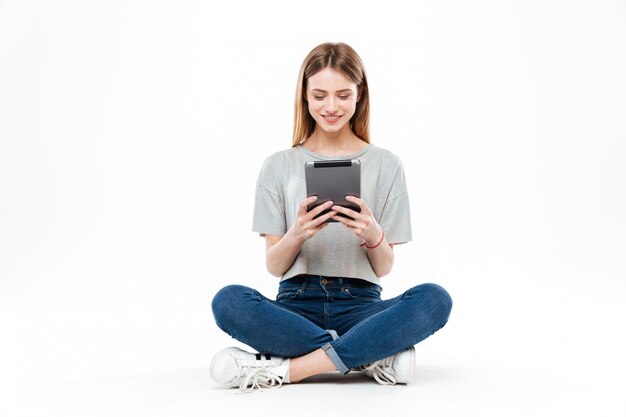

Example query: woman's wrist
[360,230,385,249]
[286,227,308,246]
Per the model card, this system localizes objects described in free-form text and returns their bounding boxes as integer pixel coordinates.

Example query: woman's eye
[314,95,350,100]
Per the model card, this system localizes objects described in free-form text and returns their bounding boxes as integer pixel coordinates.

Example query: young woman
[210,42,452,392]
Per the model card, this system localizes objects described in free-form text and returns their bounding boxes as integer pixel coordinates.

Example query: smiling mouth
[323,115,341,120]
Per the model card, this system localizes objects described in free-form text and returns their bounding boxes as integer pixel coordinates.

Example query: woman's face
[305,67,360,134]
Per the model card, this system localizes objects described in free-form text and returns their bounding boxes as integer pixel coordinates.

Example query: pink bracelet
[360,231,385,249]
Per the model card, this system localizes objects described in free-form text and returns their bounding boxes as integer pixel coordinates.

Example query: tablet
[305,159,361,223]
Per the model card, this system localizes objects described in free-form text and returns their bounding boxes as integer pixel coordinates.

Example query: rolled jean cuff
[322,342,349,375]
[326,329,339,340]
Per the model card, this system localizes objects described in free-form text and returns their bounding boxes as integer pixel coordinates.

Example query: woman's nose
[325,97,339,112]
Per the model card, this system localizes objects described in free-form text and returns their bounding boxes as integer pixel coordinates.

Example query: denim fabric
[211,275,452,374]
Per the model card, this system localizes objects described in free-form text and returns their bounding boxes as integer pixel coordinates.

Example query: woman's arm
[264,196,337,278]
[330,196,396,278]
[264,230,306,277]
[364,232,395,278]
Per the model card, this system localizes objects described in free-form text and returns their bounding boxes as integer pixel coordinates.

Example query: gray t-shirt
[251,143,412,285]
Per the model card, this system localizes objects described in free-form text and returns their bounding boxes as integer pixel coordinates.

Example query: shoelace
[361,355,398,385]
[236,364,284,394]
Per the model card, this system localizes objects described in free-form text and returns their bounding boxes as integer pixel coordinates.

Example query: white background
[1,0,625,415]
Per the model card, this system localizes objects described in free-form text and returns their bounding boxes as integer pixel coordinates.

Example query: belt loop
[338,277,344,289]
[299,276,308,292]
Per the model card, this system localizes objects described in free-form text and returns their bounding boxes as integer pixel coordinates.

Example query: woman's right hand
[290,196,336,242]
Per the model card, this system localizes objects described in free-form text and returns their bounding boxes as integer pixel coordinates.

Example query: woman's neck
[303,128,366,155]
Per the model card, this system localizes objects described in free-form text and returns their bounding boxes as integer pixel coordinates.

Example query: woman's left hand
[331,196,383,246]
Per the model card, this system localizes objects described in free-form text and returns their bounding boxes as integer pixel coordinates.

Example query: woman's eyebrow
[311,88,353,93]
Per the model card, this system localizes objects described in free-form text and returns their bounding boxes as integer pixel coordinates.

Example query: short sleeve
[378,160,412,245]
[251,155,287,237]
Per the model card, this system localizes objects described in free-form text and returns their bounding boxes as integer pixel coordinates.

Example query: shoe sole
[406,346,415,383]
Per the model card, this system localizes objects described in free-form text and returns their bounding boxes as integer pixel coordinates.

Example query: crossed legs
[211,283,452,383]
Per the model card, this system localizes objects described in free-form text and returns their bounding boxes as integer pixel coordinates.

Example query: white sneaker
[358,346,415,385]
[210,347,290,393]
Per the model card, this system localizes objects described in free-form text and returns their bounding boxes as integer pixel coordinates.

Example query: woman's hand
[290,196,337,242]
[330,196,383,246]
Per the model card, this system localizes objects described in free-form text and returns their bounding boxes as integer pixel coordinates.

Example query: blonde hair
[291,42,371,147]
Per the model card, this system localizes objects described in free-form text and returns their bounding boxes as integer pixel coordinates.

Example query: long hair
[291,42,371,147]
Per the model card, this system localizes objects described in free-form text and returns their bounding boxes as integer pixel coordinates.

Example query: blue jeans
[211,275,452,374]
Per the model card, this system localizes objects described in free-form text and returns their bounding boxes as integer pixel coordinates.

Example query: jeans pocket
[343,286,381,301]
[276,288,301,301]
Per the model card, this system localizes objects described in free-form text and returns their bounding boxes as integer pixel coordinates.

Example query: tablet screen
[305,159,361,223]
